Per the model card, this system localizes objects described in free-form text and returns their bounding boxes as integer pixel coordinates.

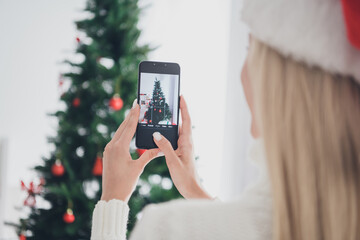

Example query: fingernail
[132,98,138,109]
[156,151,164,157]
[153,132,162,141]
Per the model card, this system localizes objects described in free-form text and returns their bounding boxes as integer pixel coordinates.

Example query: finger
[137,148,163,167]
[180,95,192,137]
[110,108,132,143]
[175,125,182,155]
[116,99,140,146]
[152,132,179,166]
[178,122,183,134]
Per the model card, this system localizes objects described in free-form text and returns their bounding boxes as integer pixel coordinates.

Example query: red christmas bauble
[19,234,26,240]
[76,37,80,43]
[92,156,103,176]
[149,120,152,123]
[72,97,80,107]
[136,149,146,156]
[51,160,65,176]
[109,94,123,111]
[63,208,75,224]
[159,109,162,113]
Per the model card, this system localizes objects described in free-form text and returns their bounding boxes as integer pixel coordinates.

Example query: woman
[91,0,360,239]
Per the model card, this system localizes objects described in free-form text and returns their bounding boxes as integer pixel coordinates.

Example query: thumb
[152,132,179,165]
[138,148,162,167]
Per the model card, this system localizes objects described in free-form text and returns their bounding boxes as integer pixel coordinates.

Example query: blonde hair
[247,37,360,240]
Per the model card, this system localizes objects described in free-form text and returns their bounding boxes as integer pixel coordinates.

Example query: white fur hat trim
[241,0,360,83]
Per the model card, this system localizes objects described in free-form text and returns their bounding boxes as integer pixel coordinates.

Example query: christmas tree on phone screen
[144,78,172,124]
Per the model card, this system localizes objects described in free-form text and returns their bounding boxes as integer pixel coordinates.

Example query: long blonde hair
[247,37,360,240]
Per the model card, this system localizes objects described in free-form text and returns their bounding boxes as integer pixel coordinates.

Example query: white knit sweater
[91,140,272,240]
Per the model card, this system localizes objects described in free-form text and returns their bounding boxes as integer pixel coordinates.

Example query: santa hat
[241,0,360,84]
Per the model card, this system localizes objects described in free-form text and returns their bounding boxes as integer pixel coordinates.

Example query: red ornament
[109,94,124,111]
[59,74,64,87]
[72,97,80,107]
[92,156,103,176]
[19,234,26,240]
[76,37,80,43]
[20,180,43,207]
[159,109,162,113]
[63,208,75,224]
[51,159,65,176]
[136,149,146,156]
[149,120,152,123]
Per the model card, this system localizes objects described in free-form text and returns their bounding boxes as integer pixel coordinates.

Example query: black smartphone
[135,61,180,150]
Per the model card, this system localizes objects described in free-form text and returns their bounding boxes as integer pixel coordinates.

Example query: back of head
[247,37,360,240]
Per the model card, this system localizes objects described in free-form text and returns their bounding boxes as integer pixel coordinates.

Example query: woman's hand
[101,99,162,203]
[153,95,212,200]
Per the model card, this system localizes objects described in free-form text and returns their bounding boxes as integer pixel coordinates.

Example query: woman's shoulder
[130,196,272,240]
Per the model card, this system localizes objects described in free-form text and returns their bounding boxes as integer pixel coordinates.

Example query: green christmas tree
[8,0,182,239]
[145,78,172,125]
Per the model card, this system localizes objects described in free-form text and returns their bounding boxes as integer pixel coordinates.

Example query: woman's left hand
[100,99,162,203]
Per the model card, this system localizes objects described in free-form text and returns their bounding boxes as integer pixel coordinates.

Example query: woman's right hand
[153,95,212,200]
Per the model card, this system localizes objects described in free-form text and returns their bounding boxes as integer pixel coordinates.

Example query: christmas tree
[144,78,172,125]
[8,0,182,239]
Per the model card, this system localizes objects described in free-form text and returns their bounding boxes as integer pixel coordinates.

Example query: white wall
[0,139,9,236]
[0,0,234,238]
[220,0,258,200]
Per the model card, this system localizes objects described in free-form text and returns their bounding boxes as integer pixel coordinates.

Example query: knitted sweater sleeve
[91,199,130,240]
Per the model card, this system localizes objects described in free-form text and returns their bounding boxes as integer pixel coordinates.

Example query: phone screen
[135,61,180,149]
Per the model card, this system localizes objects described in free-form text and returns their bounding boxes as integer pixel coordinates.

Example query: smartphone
[135,61,180,150]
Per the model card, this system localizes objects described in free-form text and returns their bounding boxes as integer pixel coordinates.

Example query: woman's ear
[241,56,260,139]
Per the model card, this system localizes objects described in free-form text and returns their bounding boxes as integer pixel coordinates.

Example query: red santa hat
[241,0,360,84]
